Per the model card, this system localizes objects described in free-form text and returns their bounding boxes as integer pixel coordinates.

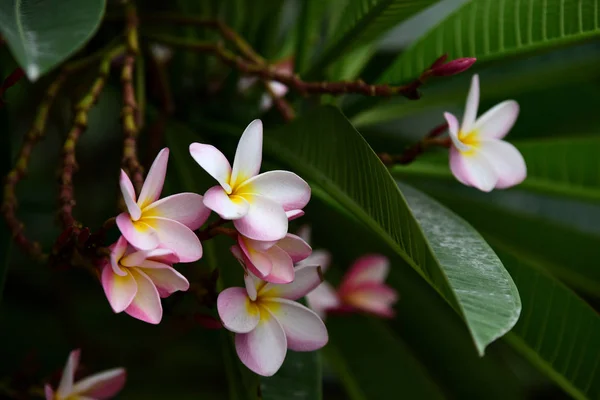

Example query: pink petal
[138,148,169,209]
[119,248,177,268]
[276,233,312,263]
[140,262,190,297]
[444,112,468,152]
[109,236,129,276]
[297,249,331,272]
[265,298,328,351]
[236,171,311,212]
[286,209,304,221]
[461,74,480,133]
[449,146,497,192]
[119,170,141,220]
[71,368,126,399]
[116,213,159,251]
[260,265,323,301]
[143,217,203,262]
[473,100,519,140]
[45,384,54,400]
[217,287,260,333]
[478,139,527,189]
[235,308,287,377]
[341,254,389,289]
[101,265,138,313]
[306,282,340,319]
[230,119,263,188]
[143,193,210,230]
[341,282,398,318]
[262,245,295,284]
[239,236,273,278]
[203,186,249,220]
[56,349,80,397]
[267,81,288,98]
[244,270,264,301]
[124,269,163,324]
[234,194,287,241]
[189,143,232,193]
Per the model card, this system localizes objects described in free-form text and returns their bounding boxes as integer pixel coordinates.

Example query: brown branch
[121,3,144,192]
[379,123,450,166]
[58,46,125,230]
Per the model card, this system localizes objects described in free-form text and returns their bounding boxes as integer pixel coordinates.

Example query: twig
[58,46,125,230]
[197,218,234,241]
[379,123,450,166]
[121,2,144,192]
[0,68,25,107]
[263,81,295,121]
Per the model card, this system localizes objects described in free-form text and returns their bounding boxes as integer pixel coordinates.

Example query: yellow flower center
[457,129,480,155]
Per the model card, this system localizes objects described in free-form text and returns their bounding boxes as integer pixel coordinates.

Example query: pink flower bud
[429,57,477,77]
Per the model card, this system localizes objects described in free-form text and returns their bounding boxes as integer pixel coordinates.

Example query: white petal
[71,368,126,399]
[217,287,260,333]
[275,234,312,263]
[138,148,169,209]
[297,249,331,272]
[260,265,323,301]
[230,119,263,188]
[306,282,340,320]
[56,349,80,397]
[189,143,232,193]
[478,139,527,189]
[143,193,211,230]
[473,100,520,140]
[461,74,480,133]
[203,186,249,220]
[449,146,498,192]
[444,112,469,152]
[233,194,288,241]
[236,171,311,212]
[119,170,141,220]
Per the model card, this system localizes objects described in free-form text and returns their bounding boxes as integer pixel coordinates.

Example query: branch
[263,81,295,121]
[379,123,450,166]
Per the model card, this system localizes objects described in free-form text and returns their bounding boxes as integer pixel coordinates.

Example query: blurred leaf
[379,0,600,83]
[0,0,105,81]
[295,0,329,73]
[328,45,376,81]
[260,105,519,355]
[306,0,440,77]
[495,248,600,400]
[325,316,445,399]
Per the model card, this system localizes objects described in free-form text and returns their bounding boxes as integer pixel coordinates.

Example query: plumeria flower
[189,120,310,241]
[101,236,189,324]
[231,233,312,284]
[45,349,125,400]
[116,148,210,262]
[238,58,292,111]
[217,267,328,377]
[444,74,526,192]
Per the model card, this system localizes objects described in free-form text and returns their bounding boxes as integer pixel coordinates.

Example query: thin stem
[379,124,450,166]
[197,218,234,241]
[263,81,295,121]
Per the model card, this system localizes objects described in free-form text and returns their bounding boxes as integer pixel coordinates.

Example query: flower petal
[217,287,260,333]
[143,193,210,230]
[478,139,527,189]
[116,213,159,251]
[44,384,54,400]
[306,282,340,319]
[231,119,263,188]
[235,308,287,377]
[119,170,141,221]
[109,236,129,276]
[203,186,249,220]
[461,74,480,133]
[138,148,169,209]
[234,194,287,241]
[341,282,398,318]
[444,112,469,152]
[239,236,272,278]
[260,265,323,301]
[286,209,304,221]
[56,349,80,398]
[101,265,138,313]
[473,100,519,140]
[124,269,163,324]
[276,233,312,263]
[264,298,328,351]
[140,262,190,297]
[189,143,232,193]
[341,255,389,289]
[297,249,331,272]
[71,368,126,399]
[267,81,288,98]
[236,171,311,211]
[296,225,311,243]
[119,248,177,268]
[143,217,203,262]
[263,245,295,284]
[260,93,273,111]
[449,146,497,192]
[243,270,263,301]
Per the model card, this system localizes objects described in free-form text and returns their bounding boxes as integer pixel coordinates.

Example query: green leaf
[325,316,445,400]
[294,0,328,73]
[306,0,440,77]
[260,105,519,355]
[0,0,105,81]
[379,0,600,84]
[496,247,600,400]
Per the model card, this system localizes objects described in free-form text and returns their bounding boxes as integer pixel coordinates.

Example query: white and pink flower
[101,236,189,324]
[45,349,126,400]
[189,120,310,241]
[217,267,328,377]
[444,74,526,192]
[238,58,293,111]
[231,233,312,284]
[116,148,210,262]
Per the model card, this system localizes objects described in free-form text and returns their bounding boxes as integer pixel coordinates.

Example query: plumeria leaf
[379,0,600,84]
[257,105,520,355]
[0,0,106,81]
[325,315,444,399]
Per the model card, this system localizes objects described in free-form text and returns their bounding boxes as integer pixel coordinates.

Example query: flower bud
[429,57,477,77]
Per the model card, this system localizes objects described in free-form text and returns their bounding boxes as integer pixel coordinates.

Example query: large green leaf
[305,0,440,77]
[0,0,105,81]
[325,316,445,399]
[256,105,520,355]
[379,0,600,84]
